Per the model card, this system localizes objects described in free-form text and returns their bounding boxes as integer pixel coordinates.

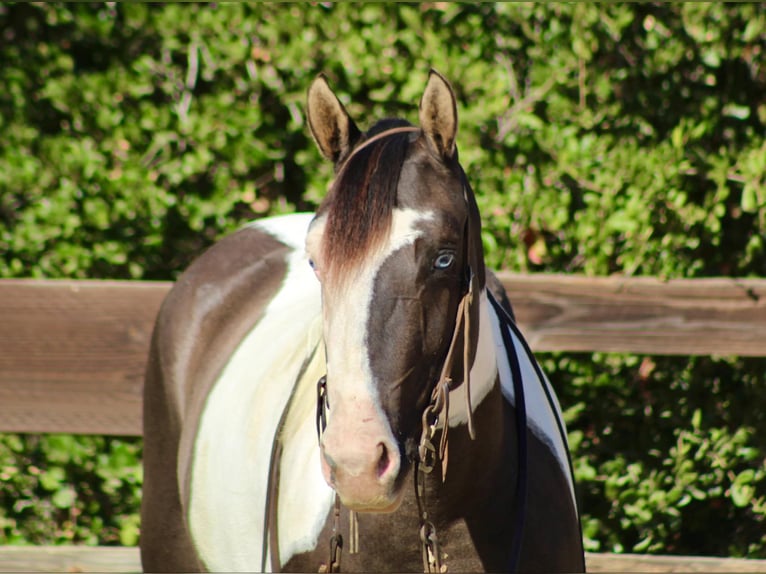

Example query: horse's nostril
[376,442,392,479]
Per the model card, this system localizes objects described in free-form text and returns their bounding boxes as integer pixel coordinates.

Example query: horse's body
[141,72,584,573]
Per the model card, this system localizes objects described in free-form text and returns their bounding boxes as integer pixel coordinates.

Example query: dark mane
[319,119,416,282]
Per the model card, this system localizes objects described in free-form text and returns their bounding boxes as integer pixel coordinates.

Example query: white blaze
[313,208,435,430]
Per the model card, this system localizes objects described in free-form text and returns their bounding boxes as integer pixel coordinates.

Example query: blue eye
[433,252,455,270]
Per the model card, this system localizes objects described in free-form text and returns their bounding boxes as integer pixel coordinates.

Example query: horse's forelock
[319,126,414,285]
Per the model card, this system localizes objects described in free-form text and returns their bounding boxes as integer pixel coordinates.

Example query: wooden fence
[0,273,765,572]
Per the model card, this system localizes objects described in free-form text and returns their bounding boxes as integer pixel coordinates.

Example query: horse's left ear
[419,69,458,159]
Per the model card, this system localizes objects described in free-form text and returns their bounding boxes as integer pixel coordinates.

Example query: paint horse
[140,70,584,573]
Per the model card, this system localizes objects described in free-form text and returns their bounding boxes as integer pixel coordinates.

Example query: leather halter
[325,122,481,461]
[339,125,421,167]
[312,127,490,573]
[417,266,476,479]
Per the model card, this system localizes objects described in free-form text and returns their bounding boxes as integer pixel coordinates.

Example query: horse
[140,70,585,573]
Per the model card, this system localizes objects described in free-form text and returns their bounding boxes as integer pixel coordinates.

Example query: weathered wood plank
[0,546,765,573]
[500,272,766,357]
[1,275,764,436]
[585,551,766,572]
[0,280,169,436]
[0,546,141,573]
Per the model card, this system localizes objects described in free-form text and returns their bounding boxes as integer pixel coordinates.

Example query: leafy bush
[1,2,764,556]
[553,353,766,555]
[0,435,141,546]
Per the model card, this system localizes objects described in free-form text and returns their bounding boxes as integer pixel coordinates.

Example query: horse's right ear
[307,74,361,165]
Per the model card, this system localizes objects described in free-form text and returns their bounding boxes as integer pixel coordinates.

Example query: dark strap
[264,439,284,572]
[489,291,585,572]
[487,292,528,573]
[262,339,324,572]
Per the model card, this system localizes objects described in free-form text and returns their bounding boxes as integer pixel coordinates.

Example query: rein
[315,376,357,573]
[488,293,529,573]
[262,338,325,572]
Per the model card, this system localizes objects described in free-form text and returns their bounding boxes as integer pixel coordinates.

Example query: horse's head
[305,70,486,512]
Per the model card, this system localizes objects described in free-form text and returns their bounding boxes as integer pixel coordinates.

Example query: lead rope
[415,389,447,574]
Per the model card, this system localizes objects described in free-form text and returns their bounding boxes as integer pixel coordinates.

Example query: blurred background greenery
[1,1,764,557]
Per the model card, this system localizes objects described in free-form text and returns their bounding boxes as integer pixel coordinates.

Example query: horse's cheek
[420,289,453,355]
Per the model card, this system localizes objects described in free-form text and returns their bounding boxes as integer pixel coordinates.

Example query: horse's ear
[307,74,361,165]
[419,69,458,159]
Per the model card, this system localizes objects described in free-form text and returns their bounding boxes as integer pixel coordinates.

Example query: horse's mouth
[337,483,407,513]
[321,444,411,513]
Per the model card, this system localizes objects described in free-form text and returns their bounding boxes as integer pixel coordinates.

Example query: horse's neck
[429,291,514,518]
[427,387,513,539]
[425,294,524,571]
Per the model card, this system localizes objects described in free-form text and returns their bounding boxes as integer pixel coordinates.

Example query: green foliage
[553,353,766,556]
[0,435,141,545]
[1,2,764,557]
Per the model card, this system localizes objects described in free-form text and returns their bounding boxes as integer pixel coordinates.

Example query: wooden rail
[0,280,168,436]
[1,547,766,573]
[501,273,766,356]
[1,273,765,572]
[1,274,764,436]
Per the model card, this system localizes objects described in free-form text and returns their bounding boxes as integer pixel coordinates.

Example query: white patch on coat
[317,208,434,447]
[188,213,334,571]
[275,335,332,565]
[254,212,318,251]
[488,303,577,504]
[447,290,499,427]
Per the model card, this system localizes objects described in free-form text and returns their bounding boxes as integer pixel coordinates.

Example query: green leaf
[731,482,755,508]
[39,467,66,492]
[51,487,76,509]
[741,184,759,213]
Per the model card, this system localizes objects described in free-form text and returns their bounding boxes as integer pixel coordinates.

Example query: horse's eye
[308,258,322,281]
[433,252,455,270]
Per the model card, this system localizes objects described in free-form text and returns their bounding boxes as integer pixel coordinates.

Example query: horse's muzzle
[320,412,403,512]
